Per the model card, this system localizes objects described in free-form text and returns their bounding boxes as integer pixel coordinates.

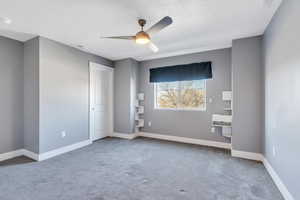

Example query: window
[154,80,206,111]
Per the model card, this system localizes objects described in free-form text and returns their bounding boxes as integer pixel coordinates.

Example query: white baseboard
[0,149,24,162]
[138,132,231,149]
[111,131,231,150]
[111,132,138,140]
[263,158,295,200]
[0,135,294,200]
[231,149,264,161]
[22,149,39,161]
[0,140,92,162]
[38,139,92,161]
[231,150,295,199]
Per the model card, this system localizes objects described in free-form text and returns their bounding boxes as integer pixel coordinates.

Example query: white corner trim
[21,149,39,161]
[263,158,295,200]
[0,149,24,162]
[230,150,294,200]
[0,140,92,162]
[231,150,264,161]
[111,132,139,140]
[38,139,92,161]
[138,132,231,149]
[0,137,294,200]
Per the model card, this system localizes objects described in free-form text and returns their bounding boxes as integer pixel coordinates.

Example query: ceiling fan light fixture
[135,31,150,45]
[102,16,173,53]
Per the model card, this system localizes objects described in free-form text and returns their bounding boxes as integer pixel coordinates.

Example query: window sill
[154,108,206,112]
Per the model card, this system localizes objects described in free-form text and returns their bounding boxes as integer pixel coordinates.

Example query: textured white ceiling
[0,0,281,61]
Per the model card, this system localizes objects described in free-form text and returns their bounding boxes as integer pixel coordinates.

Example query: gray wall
[231,36,263,153]
[24,37,40,153]
[114,58,138,134]
[114,59,132,133]
[130,59,139,133]
[263,0,300,199]
[38,37,113,153]
[139,49,231,142]
[0,35,112,155]
[0,36,24,153]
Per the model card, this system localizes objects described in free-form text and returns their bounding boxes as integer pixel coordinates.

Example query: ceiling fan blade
[102,36,135,40]
[146,16,173,35]
[148,42,159,52]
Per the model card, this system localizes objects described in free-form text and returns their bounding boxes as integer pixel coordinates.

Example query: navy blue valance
[149,62,212,83]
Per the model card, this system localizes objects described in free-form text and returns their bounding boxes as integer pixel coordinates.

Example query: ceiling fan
[102,16,173,53]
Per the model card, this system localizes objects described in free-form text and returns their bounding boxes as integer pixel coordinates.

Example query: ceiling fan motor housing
[138,19,146,27]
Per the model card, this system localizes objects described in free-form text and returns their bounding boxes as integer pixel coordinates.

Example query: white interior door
[90,62,113,141]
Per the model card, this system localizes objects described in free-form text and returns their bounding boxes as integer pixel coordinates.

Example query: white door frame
[89,62,114,142]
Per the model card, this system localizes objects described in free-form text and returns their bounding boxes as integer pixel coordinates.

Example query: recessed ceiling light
[0,17,12,24]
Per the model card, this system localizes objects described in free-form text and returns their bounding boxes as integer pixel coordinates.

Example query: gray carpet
[0,137,283,200]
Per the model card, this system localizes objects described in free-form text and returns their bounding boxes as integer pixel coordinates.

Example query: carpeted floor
[0,137,283,200]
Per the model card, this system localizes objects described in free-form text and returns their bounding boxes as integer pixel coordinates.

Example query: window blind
[149,62,212,83]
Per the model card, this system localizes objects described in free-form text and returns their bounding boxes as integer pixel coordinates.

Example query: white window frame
[154,80,207,111]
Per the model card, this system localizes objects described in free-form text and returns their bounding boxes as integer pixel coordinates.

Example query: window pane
[155,82,179,108]
[178,80,206,109]
[155,80,206,110]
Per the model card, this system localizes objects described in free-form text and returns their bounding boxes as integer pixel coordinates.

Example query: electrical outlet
[272,146,276,157]
[61,131,66,138]
[211,127,215,133]
[148,121,152,127]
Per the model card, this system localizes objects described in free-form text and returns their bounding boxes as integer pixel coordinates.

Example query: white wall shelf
[136,119,144,128]
[222,91,232,101]
[212,124,232,128]
[211,90,233,138]
[135,93,145,132]
[138,93,144,101]
[137,106,144,114]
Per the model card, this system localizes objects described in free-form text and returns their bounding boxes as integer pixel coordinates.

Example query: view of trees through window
[154,80,206,110]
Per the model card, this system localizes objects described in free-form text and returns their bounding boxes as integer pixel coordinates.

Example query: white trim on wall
[231,149,295,200]
[37,139,92,161]
[263,158,295,200]
[0,149,24,162]
[0,140,92,162]
[110,131,231,149]
[0,133,295,200]
[231,149,264,161]
[22,149,39,161]
[111,132,294,200]
[111,132,139,140]
[138,132,231,149]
